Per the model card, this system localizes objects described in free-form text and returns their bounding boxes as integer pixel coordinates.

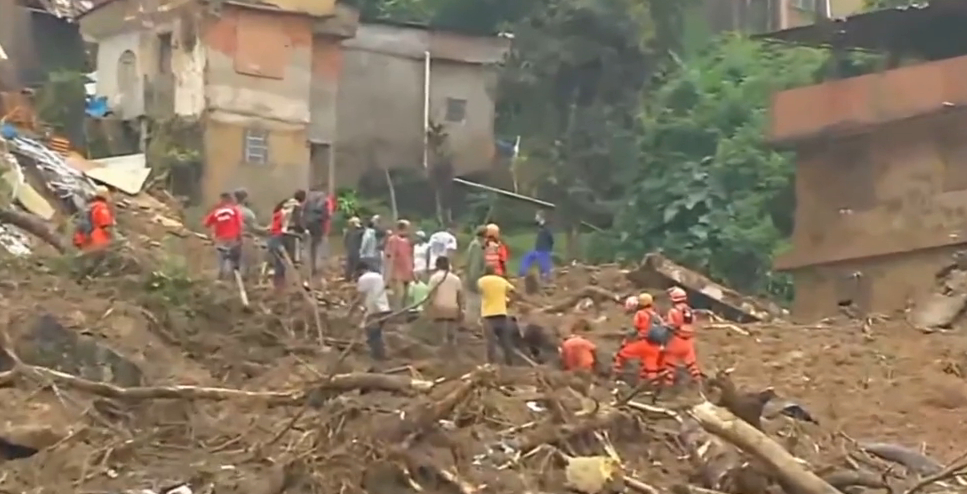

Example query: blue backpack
[645,313,672,346]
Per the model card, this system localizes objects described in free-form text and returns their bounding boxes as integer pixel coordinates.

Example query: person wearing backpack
[612,293,668,386]
[72,185,115,251]
[662,287,702,386]
[304,186,333,277]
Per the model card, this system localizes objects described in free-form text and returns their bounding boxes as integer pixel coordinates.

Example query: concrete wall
[780,112,967,320]
[203,113,310,215]
[203,6,313,123]
[94,30,144,118]
[0,3,36,89]
[200,6,314,209]
[308,35,343,145]
[333,22,510,187]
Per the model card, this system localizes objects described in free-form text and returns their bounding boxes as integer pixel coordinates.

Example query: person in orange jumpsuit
[72,185,115,251]
[560,319,599,372]
[612,293,667,385]
[482,223,509,276]
[663,286,702,385]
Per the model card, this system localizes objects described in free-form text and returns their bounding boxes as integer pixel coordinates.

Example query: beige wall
[203,116,310,215]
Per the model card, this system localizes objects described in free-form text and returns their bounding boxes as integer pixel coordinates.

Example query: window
[243,128,269,165]
[158,33,172,74]
[790,0,816,11]
[445,98,467,123]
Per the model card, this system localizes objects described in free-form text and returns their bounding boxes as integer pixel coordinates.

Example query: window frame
[243,127,269,165]
[444,97,467,124]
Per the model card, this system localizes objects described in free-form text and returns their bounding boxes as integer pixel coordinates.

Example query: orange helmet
[668,287,687,303]
[638,293,654,307]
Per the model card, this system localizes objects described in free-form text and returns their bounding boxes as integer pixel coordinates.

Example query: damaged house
[78,0,512,213]
[764,0,967,321]
[77,0,358,212]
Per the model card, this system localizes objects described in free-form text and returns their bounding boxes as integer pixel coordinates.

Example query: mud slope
[0,248,964,494]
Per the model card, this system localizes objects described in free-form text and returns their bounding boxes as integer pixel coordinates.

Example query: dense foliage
[341,0,836,300]
[607,37,826,298]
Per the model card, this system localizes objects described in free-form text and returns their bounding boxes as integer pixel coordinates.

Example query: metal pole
[422,50,430,170]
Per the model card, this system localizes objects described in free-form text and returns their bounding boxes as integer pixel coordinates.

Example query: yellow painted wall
[202,119,310,216]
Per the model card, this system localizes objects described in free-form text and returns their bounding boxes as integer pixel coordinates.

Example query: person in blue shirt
[518,211,554,281]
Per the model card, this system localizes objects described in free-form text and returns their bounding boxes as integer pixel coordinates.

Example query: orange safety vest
[484,240,504,275]
[667,303,695,339]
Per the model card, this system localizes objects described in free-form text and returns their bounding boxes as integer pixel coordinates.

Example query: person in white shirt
[427,256,463,348]
[356,260,391,360]
[427,223,458,271]
[412,230,431,281]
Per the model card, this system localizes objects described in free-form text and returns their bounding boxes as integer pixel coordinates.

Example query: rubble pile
[0,238,966,494]
[0,137,966,494]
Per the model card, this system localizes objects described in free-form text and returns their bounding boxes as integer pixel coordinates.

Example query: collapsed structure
[764,0,967,320]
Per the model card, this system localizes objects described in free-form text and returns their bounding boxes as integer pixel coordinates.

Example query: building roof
[20,0,97,18]
[756,0,967,58]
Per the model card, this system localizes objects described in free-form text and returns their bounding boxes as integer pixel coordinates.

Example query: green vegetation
[335,0,856,302]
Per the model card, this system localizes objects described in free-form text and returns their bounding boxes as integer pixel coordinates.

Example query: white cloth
[413,242,431,274]
[427,231,458,268]
[357,271,390,315]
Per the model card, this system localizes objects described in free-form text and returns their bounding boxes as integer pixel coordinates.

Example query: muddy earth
[0,209,965,494]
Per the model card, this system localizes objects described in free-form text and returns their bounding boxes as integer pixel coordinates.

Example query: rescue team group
[71,185,700,388]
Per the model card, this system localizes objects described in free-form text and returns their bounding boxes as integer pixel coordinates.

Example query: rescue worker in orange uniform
[612,293,667,385]
[72,185,115,251]
[482,223,509,277]
[663,287,702,385]
[560,319,599,372]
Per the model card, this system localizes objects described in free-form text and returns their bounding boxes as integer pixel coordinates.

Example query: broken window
[158,32,172,74]
[244,128,269,165]
[445,98,467,123]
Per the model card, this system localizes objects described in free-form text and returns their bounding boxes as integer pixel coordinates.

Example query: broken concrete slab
[910,255,967,330]
[626,253,787,323]
[14,314,142,387]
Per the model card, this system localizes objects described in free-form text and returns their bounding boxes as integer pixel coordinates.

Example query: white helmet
[623,295,639,312]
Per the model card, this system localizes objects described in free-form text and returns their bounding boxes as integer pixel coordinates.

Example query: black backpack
[73,206,94,236]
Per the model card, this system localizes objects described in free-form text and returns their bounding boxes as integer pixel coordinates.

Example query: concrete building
[78,0,356,212]
[763,0,967,320]
[325,21,511,187]
[704,0,864,33]
[0,0,88,90]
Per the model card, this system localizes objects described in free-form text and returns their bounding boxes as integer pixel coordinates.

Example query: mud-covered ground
[0,212,965,494]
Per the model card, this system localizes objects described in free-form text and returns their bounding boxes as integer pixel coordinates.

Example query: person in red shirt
[613,293,667,386]
[384,219,414,309]
[73,185,115,251]
[204,192,244,280]
[663,287,701,386]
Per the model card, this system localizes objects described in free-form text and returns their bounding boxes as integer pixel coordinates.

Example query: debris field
[1,206,967,494]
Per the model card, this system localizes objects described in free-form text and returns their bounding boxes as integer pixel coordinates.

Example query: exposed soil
[0,214,965,494]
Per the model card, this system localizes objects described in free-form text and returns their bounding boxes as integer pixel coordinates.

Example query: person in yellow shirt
[477,264,519,365]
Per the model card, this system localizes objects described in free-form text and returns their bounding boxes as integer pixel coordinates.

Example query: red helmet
[668,287,687,303]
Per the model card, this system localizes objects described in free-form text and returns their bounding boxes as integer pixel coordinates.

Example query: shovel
[233,269,250,307]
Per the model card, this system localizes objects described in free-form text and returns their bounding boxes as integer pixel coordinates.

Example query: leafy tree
[605,36,826,299]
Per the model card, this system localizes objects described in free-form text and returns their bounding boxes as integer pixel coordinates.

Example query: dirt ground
[0,212,965,494]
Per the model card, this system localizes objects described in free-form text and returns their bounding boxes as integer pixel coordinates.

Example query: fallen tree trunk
[0,362,433,404]
[859,442,943,475]
[0,207,69,253]
[690,402,840,494]
[538,286,621,314]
